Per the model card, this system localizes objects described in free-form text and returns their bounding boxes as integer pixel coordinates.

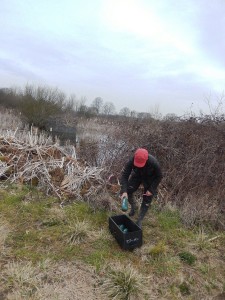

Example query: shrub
[178,251,196,265]
[179,281,190,295]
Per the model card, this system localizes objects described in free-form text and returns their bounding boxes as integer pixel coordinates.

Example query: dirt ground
[1,261,108,300]
[35,262,107,300]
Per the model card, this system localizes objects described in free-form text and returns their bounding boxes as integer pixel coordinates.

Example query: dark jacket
[120,154,163,195]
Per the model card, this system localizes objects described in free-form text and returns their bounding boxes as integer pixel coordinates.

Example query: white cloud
[101,0,196,54]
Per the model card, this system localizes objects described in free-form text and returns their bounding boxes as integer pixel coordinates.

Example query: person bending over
[120,148,163,228]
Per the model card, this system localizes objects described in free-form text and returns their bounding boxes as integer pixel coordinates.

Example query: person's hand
[144,190,152,196]
[121,192,128,199]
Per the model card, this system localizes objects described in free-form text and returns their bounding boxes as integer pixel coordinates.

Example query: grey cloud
[0,56,42,81]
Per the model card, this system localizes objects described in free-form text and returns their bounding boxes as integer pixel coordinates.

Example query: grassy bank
[0,184,225,299]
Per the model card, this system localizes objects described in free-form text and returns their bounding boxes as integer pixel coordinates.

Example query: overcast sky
[1,0,225,116]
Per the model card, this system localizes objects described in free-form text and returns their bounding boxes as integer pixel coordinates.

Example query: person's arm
[119,159,133,194]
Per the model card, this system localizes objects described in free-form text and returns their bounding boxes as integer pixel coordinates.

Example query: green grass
[1,185,225,299]
[178,251,197,265]
[157,209,181,230]
[179,281,190,296]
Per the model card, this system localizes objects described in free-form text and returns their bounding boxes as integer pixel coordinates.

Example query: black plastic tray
[109,214,142,250]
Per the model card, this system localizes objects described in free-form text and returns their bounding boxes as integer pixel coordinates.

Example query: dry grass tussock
[102,262,148,300]
[65,219,91,245]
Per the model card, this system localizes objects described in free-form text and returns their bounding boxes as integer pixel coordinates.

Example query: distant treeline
[0,85,155,127]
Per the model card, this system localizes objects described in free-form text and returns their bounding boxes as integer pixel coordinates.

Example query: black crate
[109,214,142,250]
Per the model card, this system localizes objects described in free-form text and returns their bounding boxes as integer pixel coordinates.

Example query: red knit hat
[134,148,148,167]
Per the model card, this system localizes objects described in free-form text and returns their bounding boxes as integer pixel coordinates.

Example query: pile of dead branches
[0,132,106,202]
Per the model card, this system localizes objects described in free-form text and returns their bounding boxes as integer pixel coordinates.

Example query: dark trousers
[127,175,153,205]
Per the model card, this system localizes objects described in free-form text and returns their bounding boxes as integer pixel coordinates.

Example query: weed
[65,201,108,228]
[48,206,66,222]
[198,263,211,275]
[88,209,109,228]
[65,201,92,220]
[41,218,62,227]
[85,251,105,272]
[179,281,190,296]
[149,241,167,258]
[149,255,181,276]
[194,226,213,250]
[157,208,181,231]
[92,228,115,242]
[178,251,196,265]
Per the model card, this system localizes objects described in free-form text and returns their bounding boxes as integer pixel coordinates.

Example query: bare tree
[148,103,162,119]
[91,97,103,115]
[164,113,179,121]
[20,85,66,128]
[137,112,152,119]
[204,93,225,121]
[130,110,137,118]
[119,107,131,117]
[69,95,88,114]
[102,102,116,115]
